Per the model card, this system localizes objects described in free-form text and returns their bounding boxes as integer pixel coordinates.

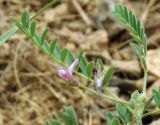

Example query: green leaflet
[0,27,18,45]
[86,61,94,78]
[45,121,50,125]
[112,118,121,125]
[49,38,58,54]
[64,107,78,125]
[106,112,114,125]
[33,33,50,54]
[51,113,61,125]
[30,22,36,37]
[78,50,88,76]
[52,113,60,121]
[106,112,120,125]
[116,103,132,124]
[102,66,115,87]
[153,89,160,108]
[54,43,61,60]
[11,17,28,35]
[130,43,143,62]
[46,106,78,125]
[52,120,61,125]
[21,9,30,28]
[66,50,74,65]
[41,28,49,45]
[96,58,104,70]
[60,48,68,62]
[62,112,72,125]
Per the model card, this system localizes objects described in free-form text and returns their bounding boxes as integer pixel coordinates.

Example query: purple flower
[58,59,79,81]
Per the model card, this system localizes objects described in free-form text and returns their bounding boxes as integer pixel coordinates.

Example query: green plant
[1,1,160,125]
[45,106,78,125]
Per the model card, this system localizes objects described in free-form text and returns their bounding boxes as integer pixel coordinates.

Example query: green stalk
[78,84,128,105]
[143,68,148,96]
[30,0,60,20]
[143,108,160,117]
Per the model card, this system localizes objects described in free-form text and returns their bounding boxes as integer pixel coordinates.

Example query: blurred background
[0,0,160,125]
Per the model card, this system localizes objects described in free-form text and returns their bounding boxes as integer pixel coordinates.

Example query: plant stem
[143,68,148,96]
[31,0,60,20]
[143,108,160,117]
[144,94,155,110]
[78,84,128,106]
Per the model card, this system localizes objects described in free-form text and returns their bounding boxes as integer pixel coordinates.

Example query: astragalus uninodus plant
[1,0,160,125]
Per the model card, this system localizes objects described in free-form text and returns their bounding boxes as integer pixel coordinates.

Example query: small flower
[58,59,79,81]
[95,68,104,89]
[95,78,103,89]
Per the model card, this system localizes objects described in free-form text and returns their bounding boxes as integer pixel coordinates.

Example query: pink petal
[67,59,79,76]
[58,67,72,81]
[58,69,67,78]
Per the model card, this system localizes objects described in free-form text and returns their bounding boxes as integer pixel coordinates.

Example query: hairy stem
[143,69,148,96]
[143,108,160,117]
[78,84,128,106]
